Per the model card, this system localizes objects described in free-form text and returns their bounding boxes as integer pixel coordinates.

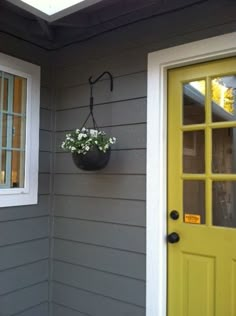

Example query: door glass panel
[183,180,205,224]
[183,80,205,125]
[211,76,236,122]
[213,181,236,227]
[183,130,205,173]
[212,128,236,173]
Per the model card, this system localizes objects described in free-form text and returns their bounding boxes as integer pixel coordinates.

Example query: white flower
[109,137,116,144]
[61,127,116,154]
[90,129,98,137]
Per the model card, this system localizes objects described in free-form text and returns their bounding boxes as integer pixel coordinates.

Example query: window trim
[0,53,40,207]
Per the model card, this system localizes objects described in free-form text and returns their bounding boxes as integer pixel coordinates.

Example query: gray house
[1,0,236,315]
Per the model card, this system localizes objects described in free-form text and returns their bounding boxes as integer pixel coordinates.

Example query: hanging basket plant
[61,128,116,170]
[61,71,116,171]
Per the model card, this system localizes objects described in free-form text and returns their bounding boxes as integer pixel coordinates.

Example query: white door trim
[146,31,236,316]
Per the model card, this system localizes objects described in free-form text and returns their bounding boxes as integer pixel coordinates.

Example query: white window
[0,53,40,207]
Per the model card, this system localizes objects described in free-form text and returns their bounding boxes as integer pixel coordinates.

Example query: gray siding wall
[2,1,236,316]
[0,33,52,316]
[52,1,236,315]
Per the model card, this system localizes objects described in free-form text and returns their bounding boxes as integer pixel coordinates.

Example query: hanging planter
[61,72,116,171]
[72,146,111,171]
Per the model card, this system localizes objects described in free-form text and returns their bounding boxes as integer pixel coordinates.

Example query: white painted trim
[146,31,236,316]
[6,0,103,22]
[0,53,40,207]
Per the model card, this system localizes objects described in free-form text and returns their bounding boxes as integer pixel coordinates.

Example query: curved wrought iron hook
[81,72,113,130]
[88,71,113,91]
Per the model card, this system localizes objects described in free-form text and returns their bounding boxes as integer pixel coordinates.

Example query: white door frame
[146,31,236,316]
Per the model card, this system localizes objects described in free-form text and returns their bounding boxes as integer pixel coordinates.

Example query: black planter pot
[72,146,111,171]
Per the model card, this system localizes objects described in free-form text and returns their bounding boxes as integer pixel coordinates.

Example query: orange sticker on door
[184,214,201,224]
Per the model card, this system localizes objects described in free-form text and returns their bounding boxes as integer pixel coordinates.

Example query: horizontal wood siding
[52,1,236,315]
[0,33,52,316]
[52,304,86,316]
[52,7,150,314]
[0,282,48,316]
[52,282,145,316]
[16,302,49,316]
[53,37,147,315]
[53,239,145,280]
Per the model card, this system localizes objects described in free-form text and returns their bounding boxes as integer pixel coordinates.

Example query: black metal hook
[88,71,113,92]
[81,71,113,130]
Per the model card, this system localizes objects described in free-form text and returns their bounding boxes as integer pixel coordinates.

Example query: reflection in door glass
[183,130,205,173]
[212,128,236,173]
[183,180,205,224]
[183,80,205,125]
[211,76,236,122]
[213,181,236,227]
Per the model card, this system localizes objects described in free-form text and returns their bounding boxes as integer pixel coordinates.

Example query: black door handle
[167,232,180,243]
[170,210,179,220]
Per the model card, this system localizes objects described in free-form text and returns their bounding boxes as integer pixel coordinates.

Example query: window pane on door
[213,181,236,227]
[212,128,236,173]
[183,180,205,224]
[183,80,206,125]
[183,130,205,173]
[211,76,236,122]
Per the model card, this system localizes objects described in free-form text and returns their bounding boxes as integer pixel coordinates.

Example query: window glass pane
[13,76,26,114]
[183,180,205,224]
[213,181,236,227]
[183,80,205,125]
[11,150,25,188]
[211,76,236,122]
[12,115,26,149]
[2,113,7,147]
[0,150,6,185]
[183,130,205,173]
[0,72,27,189]
[0,77,9,111]
[212,128,236,173]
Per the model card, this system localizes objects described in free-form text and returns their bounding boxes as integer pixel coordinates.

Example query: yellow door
[168,57,236,316]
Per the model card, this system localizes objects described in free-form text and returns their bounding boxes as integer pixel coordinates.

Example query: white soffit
[6,0,104,22]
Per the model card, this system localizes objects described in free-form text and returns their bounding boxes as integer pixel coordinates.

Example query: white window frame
[146,31,236,316]
[0,53,40,207]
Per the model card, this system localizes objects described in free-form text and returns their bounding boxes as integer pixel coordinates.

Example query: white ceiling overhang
[6,0,104,21]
